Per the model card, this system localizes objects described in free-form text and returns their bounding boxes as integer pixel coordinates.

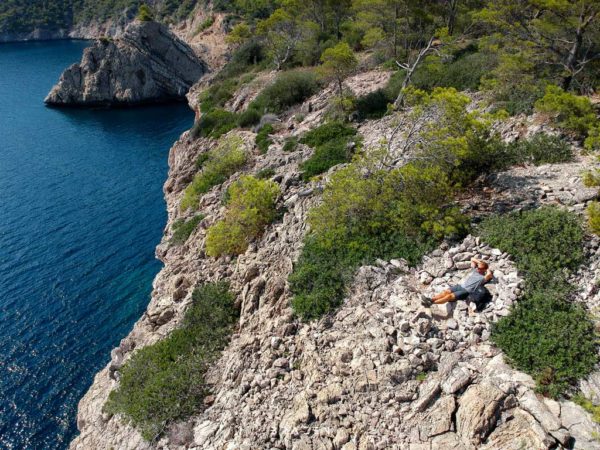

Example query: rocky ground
[70,67,600,450]
[45,21,207,107]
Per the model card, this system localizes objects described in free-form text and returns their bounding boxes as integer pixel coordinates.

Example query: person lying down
[421,258,494,307]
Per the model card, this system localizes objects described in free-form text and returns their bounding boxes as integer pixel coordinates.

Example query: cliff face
[70,70,600,450]
[44,21,207,107]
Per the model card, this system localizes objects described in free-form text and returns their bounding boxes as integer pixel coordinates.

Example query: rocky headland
[44,21,207,107]
[68,67,600,449]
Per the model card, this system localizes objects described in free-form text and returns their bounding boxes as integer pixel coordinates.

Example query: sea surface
[0,40,193,449]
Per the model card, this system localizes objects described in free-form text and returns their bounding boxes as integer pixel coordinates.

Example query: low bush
[199,79,238,113]
[411,51,496,92]
[218,40,266,80]
[250,69,320,115]
[195,152,210,169]
[255,124,274,154]
[104,282,238,441]
[300,139,351,180]
[181,135,247,211]
[299,122,358,179]
[479,206,584,290]
[170,215,204,245]
[491,290,597,398]
[480,207,594,397]
[237,108,261,128]
[205,176,280,257]
[535,85,597,138]
[300,122,357,148]
[191,109,239,140]
[505,133,573,166]
[355,89,389,120]
[587,201,600,235]
[282,136,298,152]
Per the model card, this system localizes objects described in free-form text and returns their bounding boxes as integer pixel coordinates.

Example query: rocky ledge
[44,21,207,107]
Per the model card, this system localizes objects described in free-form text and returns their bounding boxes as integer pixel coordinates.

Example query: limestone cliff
[69,68,600,450]
[44,21,207,107]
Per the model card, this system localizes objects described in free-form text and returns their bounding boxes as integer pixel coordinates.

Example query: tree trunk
[562,27,583,91]
[393,36,436,110]
[447,0,458,36]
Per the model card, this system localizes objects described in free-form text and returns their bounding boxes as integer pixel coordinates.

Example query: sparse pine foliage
[318,42,358,100]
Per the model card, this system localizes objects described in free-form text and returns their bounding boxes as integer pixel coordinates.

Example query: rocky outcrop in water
[45,21,207,107]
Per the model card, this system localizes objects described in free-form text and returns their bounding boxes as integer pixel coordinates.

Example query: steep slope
[44,21,207,107]
[70,71,600,449]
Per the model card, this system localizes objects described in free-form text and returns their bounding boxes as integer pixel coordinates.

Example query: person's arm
[484,269,494,282]
[471,257,482,268]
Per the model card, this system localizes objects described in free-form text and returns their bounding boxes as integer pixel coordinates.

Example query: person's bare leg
[433,292,456,305]
[432,289,451,301]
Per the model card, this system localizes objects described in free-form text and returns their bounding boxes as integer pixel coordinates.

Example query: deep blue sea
[0,41,193,449]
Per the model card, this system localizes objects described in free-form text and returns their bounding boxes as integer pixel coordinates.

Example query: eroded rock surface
[45,21,206,107]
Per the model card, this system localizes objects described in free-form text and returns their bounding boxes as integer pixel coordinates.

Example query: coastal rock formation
[45,21,207,107]
[70,72,600,449]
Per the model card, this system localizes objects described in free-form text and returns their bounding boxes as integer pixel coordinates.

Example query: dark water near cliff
[0,41,193,449]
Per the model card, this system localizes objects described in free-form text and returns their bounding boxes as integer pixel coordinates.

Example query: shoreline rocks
[45,21,207,107]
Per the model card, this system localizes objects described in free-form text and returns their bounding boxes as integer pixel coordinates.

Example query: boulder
[456,382,506,446]
[481,409,556,450]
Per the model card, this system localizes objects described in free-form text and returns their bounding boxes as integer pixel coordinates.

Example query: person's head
[477,261,489,273]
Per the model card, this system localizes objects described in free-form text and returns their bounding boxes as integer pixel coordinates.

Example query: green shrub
[255,124,274,154]
[191,109,239,140]
[411,51,496,92]
[282,136,299,152]
[300,139,351,180]
[205,176,280,257]
[353,71,406,120]
[587,201,600,235]
[137,4,154,21]
[480,207,593,397]
[479,207,584,290]
[535,85,597,138]
[104,282,238,441]
[199,78,238,113]
[355,89,389,120]
[181,135,247,211]
[250,69,321,114]
[506,133,573,165]
[300,122,357,148]
[218,40,266,80]
[237,108,261,128]
[170,215,205,245]
[298,122,358,178]
[195,152,210,169]
[491,290,597,398]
